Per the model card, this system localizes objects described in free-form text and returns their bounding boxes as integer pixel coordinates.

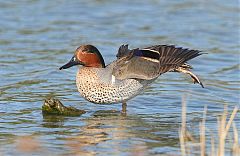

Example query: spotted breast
[76,63,152,104]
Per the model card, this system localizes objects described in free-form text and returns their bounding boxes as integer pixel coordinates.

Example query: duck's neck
[94,51,105,68]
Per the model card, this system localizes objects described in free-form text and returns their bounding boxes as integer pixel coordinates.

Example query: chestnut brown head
[59,45,105,70]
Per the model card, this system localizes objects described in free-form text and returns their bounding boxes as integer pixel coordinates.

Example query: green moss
[42,100,86,117]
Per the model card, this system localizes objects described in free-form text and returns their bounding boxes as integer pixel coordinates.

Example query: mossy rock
[42,98,86,116]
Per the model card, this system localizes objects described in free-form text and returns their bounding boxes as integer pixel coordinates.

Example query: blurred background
[0,0,239,155]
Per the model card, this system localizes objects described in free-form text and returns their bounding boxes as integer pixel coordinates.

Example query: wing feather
[113,44,203,80]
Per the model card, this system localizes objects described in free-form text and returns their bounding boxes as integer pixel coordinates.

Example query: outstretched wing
[113,44,203,80]
[143,45,202,74]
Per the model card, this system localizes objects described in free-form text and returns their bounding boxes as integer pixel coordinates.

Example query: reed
[179,97,239,156]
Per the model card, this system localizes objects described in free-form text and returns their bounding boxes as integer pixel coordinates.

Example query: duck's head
[59,45,105,70]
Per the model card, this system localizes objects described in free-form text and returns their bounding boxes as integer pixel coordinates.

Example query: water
[0,0,239,155]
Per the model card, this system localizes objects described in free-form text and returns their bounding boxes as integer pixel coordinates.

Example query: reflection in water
[42,114,67,128]
[16,135,41,154]
[47,110,179,155]
[65,110,150,155]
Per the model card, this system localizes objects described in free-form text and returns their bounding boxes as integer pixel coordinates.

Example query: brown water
[0,0,239,155]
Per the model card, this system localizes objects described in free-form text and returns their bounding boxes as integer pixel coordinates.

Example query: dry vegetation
[179,96,240,156]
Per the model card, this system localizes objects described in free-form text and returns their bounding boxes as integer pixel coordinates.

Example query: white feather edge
[111,75,116,84]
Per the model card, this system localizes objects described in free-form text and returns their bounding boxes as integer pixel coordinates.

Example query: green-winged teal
[59,44,204,112]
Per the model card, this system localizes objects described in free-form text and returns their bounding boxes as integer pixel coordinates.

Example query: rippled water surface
[0,0,239,155]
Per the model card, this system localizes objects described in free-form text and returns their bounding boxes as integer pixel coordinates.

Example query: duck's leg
[122,102,127,114]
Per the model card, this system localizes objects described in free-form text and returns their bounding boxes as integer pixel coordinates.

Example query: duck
[59,44,204,113]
